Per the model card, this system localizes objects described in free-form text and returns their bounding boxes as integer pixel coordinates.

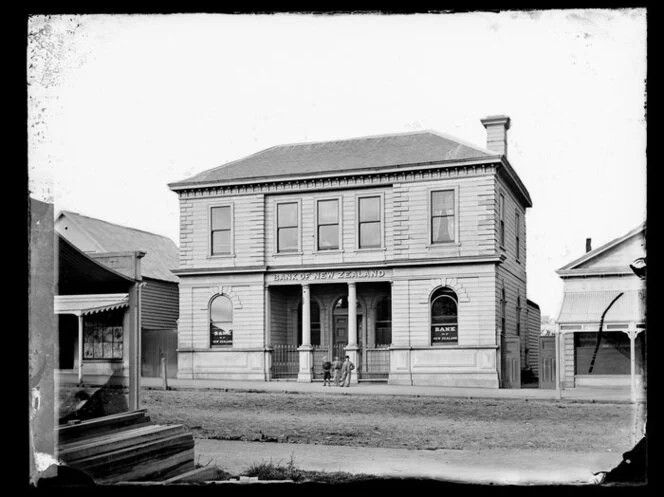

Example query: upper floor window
[515,211,521,260]
[431,190,455,243]
[499,194,505,247]
[211,205,232,255]
[431,287,458,344]
[358,196,381,248]
[277,202,299,252]
[317,199,340,250]
[210,295,233,346]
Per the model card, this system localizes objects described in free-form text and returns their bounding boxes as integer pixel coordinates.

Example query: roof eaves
[58,234,138,283]
[168,155,503,191]
[498,157,533,208]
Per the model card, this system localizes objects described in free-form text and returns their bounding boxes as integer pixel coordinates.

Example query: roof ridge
[61,211,176,243]
[425,130,496,156]
[267,129,435,149]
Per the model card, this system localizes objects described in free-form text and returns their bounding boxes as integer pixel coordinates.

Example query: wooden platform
[57,409,198,484]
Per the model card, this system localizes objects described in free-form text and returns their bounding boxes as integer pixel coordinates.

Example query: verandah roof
[54,294,129,316]
[557,290,645,325]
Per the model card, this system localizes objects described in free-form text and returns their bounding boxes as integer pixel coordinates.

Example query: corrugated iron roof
[557,290,645,324]
[55,294,129,316]
[59,212,179,283]
[170,130,496,187]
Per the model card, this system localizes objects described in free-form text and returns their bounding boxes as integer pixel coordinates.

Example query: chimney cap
[481,115,511,129]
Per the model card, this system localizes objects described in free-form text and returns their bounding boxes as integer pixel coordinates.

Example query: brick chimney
[586,238,592,253]
[481,115,511,157]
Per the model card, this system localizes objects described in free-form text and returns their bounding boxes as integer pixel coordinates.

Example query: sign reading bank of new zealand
[270,269,391,284]
[431,324,458,344]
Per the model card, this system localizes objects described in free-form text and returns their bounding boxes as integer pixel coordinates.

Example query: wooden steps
[56,409,199,484]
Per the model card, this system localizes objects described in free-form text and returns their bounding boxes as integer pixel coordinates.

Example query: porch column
[297,284,313,382]
[77,313,84,384]
[345,282,359,384]
[625,326,642,403]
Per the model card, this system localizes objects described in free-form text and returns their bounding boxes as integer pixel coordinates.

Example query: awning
[54,293,129,316]
[557,290,645,324]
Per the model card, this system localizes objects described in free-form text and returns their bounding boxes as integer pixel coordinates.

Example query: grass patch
[243,456,381,483]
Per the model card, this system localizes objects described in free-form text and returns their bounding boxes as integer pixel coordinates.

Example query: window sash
[431,191,455,243]
[277,202,298,228]
[211,206,232,255]
[211,229,231,255]
[515,212,521,259]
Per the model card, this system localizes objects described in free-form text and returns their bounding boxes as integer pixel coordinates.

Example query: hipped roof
[169,130,498,188]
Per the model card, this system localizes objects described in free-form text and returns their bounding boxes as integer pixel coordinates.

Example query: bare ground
[141,389,636,453]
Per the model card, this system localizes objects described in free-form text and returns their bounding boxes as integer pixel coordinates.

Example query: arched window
[297,301,321,346]
[210,295,233,346]
[431,287,458,344]
[375,296,392,345]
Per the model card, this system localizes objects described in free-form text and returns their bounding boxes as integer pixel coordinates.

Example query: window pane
[432,217,455,243]
[359,222,381,248]
[432,295,457,323]
[211,295,233,322]
[318,199,339,224]
[277,203,298,227]
[432,191,454,216]
[211,206,231,230]
[359,196,380,222]
[278,227,298,251]
[318,225,339,249]
[212,230,231,254]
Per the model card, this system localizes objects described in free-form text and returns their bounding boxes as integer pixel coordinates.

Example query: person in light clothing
[339,355,355,387]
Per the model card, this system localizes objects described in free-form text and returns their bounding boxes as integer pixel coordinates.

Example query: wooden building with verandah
[168,115,539,388]
[55,211,179,378]
[555,223,646,390]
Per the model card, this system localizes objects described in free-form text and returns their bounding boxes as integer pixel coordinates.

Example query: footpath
[141,376,646,403]
[139,377,646,485]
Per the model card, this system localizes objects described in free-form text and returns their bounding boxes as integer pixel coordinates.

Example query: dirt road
[142,389,635,453]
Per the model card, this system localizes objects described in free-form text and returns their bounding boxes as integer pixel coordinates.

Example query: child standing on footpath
[332,356,343,386]
[322,356,332,386]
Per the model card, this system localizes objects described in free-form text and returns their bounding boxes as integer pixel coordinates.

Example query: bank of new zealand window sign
[431,288,458,344]
[317,199,340,250]
[210,295,233,346]
[277,202,299,252]
[83,310,124,360]
[211,206,232,255]
[431,190,455,243]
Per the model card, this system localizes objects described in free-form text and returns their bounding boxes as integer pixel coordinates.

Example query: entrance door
[539,336,556,389]
[334,316,348,346]
[501,336,521,388]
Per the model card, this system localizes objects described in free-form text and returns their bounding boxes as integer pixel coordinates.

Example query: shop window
[210,295,233,346]
[297,301,321,346]
[431,287,458,344]
[431,190,455,243]
[211,205,232,255]
[83,309,124,360]
[358,196,381,248]
[375,296,392,345]
[317,199,340,250]
[277,202,299,252]
[575,331,645,375]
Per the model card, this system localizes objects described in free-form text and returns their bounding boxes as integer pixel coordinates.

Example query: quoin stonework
[168,115,539,388]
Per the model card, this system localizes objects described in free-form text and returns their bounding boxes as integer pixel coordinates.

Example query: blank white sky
[28,10,647,318]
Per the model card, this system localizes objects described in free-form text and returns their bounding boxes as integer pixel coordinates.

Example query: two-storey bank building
[168,115,534,388]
